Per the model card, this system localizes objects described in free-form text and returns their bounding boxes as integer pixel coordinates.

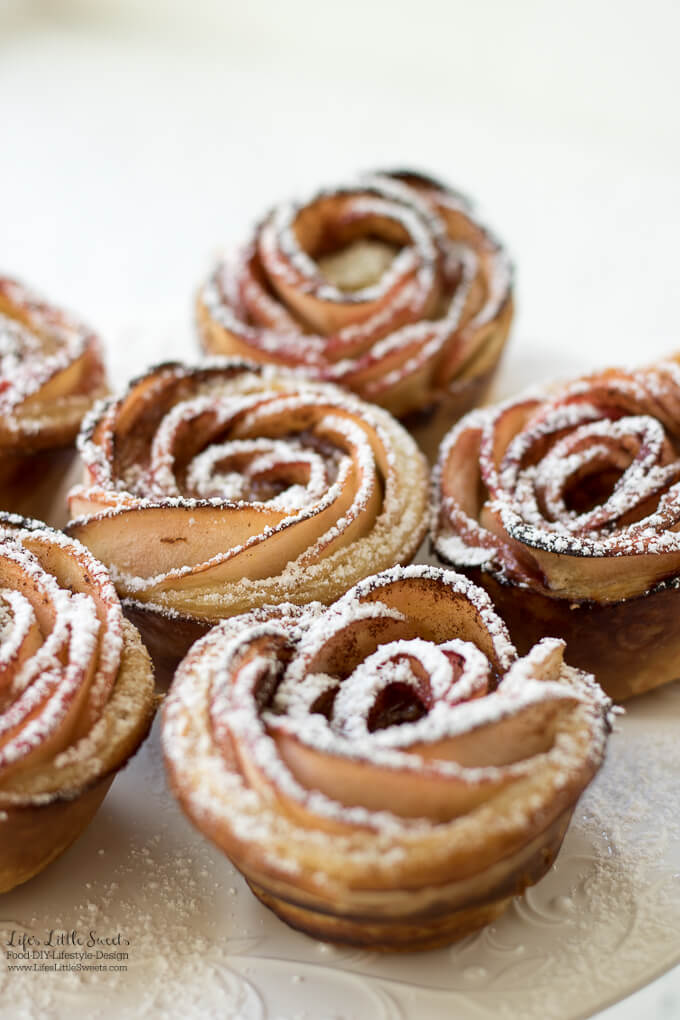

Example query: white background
[1,1,679,1016]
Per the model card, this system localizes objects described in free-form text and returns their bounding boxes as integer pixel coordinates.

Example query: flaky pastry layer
[197,170,513,453]
[162,565,611,949]
[432,356,680,699]
[0,276,107,472]
[0,514,156,891]
[67,359,430,677]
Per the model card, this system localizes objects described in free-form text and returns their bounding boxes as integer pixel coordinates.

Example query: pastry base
[248,882,512,952]
[405,303,512,461]
[466,570,680,702]
[233,810,570,952]
[0,447,77,521]
[0,618,156,892]
[404,369,496,463]
[0,776,113,893]
[123,599,211,687]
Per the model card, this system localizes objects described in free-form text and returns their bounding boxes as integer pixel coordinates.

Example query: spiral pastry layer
[197,171,513,457]
[0,513,155,892]
[432,357,680,699]
[67,360,429,681]
[0,277,107,500]
[162,564,610,950]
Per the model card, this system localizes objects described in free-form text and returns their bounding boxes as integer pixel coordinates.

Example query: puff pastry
[433,357,680,700]
[162,564,610,950]
[0,514,155,892]
[0,276,107,510]
[197,171,513,458]
[68,360,429,682]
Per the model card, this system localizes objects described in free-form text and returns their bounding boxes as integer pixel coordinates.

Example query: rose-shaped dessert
[67,360,429,682]
[432,358,680,700]
[197,171,513,458]
[162,564,610,950]
[0,277,107,511]
[0,513,155,892]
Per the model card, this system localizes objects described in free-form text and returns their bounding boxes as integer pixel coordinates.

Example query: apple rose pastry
[432,357,680,701]
[197,171,513,458]
[0,513,155,892]
[162,564,611,950]
[0,277,107,510]
[67,360,429,682]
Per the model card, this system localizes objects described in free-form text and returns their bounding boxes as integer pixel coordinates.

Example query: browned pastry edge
[0,778,114,893]
[123,599,211,688]
[248,883,512,952]
[198,295,513,464]
[204,808,570,951]
[0,671,157,895]
[457,567,680,702]
[0,620,157,893]
[0,447,77,521]
[402,298,512,460]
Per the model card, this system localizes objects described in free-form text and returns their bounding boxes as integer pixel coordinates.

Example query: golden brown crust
[246,807,568,951]
[0,776,113,893]
[122,599,210,688]
[464,569,680,702]
[197,171,513,443]
[0,277,107,476]
[248,883,513,952]
[162,565,610,949]
[432,356,680,700]
[0,515,156,891]
[0,447,77,520]
[68,360,430,680]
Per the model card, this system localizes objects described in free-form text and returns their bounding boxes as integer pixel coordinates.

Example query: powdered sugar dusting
[432,359,680,600]
[198,170,513,419]
[163,564,611,861]
[69,360,429,620]
[0,513,129,797]
[2,686,677,1020]
[0,276,106,449]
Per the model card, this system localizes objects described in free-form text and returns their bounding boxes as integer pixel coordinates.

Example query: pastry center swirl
[0,525,123,778]
[499,412,680,537]
[269,634,490,751]
[433,359,680,603]
[120,391,383,517]
[197,568,603,827]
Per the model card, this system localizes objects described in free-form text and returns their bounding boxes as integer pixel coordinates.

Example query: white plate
[2,9,680,1014]
[2,434,679,1020]
[1,280,679,1020]
[2,644,679,1020]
